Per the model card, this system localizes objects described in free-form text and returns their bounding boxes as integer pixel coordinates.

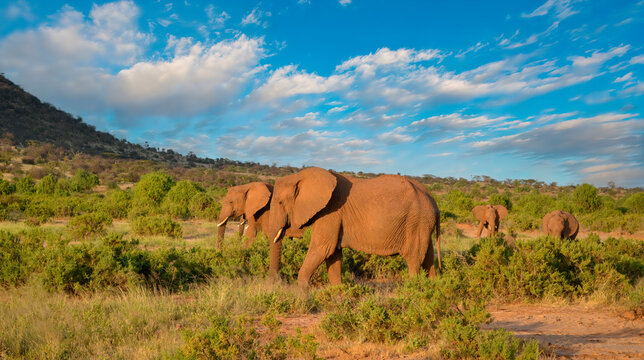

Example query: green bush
[70,169,100,192]
[35,174,57,194]
[624,192,644,214]
[163,180,204,219]
[67,212,113,239]
[101,189,132,218]
[131,216,183,238]
[0,179,16,195]
[188,192,220,220]
[439,190,475,220]
[15,175,35,194]
[573,183,601,213]
[177,314,320,360]
[132,171,175,205]
[489,192,513,210]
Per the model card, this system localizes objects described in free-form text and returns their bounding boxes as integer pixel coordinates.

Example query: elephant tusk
[240,218,247,226]
[217,217,229,227]
[273,228,283,243]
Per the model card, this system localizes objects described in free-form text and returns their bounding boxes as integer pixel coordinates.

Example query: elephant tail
[436,220,442,272]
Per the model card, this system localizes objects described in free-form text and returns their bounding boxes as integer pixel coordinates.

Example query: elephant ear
[472,205,487,222]
[292,168,337,229]
[493,205,508,220]
[244,182,271,218]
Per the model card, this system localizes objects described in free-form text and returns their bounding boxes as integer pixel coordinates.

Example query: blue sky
[1,0,643,187]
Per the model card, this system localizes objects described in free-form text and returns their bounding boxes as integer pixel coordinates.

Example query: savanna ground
[1,141,643,359]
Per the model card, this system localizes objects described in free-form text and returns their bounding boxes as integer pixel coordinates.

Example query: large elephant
[542,210,579,240]
[216,182,272,248]
[267,167,441,287]
[473,204,508,238]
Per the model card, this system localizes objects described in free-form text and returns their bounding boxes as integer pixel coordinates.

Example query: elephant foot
[297,280,310,290]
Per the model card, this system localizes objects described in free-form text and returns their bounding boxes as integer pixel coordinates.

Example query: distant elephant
[267,167,441,287]
[473,204,508,238]
[216,182,272,248]
[542,210,579,240]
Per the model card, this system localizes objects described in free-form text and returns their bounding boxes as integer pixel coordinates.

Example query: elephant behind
[542,210,579,240]
[473,204,508,238]
[267,167,441,287]
[216,182,272,248]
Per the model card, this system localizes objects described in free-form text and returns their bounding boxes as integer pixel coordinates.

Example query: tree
[624,192,644,214]
[573,183,601,213]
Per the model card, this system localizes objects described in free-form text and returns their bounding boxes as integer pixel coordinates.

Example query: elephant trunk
[216,206,234,249]
[269,238,282,279]
[267,203,288,278]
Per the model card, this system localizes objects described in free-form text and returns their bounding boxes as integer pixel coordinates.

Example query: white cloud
[432,131,483,144]
[614,72,633,83]
[339,0,352,6]
[337,47,446,77]
[3,0,34,21]
[273,112,326,129]
[109,35,265,118]
[327,105,348,114]
[522,0,580,21]
[615,18,633,26]
[218,130,381,167]
[205,4,229,28]
[241,7,271,27]
[249,65,352,105]
[410,113,511,131]
[630,54,644,65]
[568,45,630,69]
[456,42,488,58]
[0,1,150,113]
[377,127,415,144]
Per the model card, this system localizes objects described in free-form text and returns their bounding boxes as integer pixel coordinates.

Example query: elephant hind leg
[476,222,485,238]
[403,221,430,278]
[421,239,436,278]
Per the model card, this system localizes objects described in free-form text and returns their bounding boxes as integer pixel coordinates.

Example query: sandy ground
[268,304,644,359]
[485,304,644,359]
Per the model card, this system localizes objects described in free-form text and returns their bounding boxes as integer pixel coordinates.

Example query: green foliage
[573,183,601,213]
[188,192,220,220]
[177,314,320,360]
[70,169,100,192]
[624,192,644,214]
[0,178,16,195]
[101,189,132,218]
[67,212,113,239]
[509,193,555,230]
[163,180,204,219]
[439,190,475,220]
[0,230,46,286]
[35,174,57,194]
[132,171,175,205]
[489,192,513,210]
[15,175,35,194]
[131,216,183,238]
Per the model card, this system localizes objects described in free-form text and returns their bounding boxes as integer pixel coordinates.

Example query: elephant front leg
[297,215,341,288]
[243,219,257,247]
[476,221,485,238]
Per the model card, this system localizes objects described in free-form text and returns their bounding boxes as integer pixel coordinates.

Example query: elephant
[542,210,579,240]
[266,167,441,287]
[216,182,272,248]
[473,204,508,238]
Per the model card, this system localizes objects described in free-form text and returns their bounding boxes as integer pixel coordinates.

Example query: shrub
[67,212,113,239]
[163,180,204,219]
[439,190,475,220]
[178,314,320,360]
[132,171,175,205]
[35,174,57,194]
[489,192,513,210]
[189,192,220,220]
[0,179,15,195]
[131,216,183,238]
[624,192,644,214]
[573,183,601,213]
[101,189,132,218]
[70,169,100,192]
[15,175,35,194]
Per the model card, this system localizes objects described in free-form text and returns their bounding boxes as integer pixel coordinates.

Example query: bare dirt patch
[485,304,644,359]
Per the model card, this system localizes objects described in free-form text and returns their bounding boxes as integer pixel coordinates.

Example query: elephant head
[267,167,337,277]
[473,204,508,238]
[543,210,579,240]
[217,182,272,247]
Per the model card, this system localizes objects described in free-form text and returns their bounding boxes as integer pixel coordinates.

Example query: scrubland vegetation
[0,141,643,359]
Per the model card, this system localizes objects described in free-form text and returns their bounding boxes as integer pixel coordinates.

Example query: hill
[0,74,288,171]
